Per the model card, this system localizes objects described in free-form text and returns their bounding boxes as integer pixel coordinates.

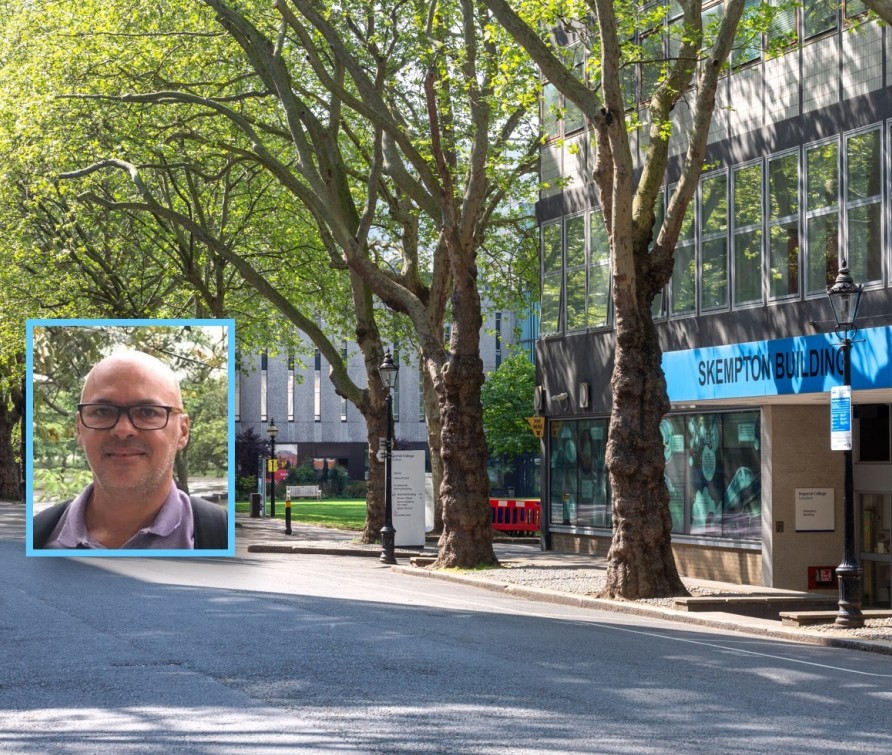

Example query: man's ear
[75,415,84,448]
[177,414,190,450]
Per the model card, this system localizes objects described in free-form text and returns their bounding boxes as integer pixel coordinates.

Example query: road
[2,504,891,754]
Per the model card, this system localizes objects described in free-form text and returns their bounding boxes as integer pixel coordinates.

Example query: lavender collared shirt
[44,481,195,550]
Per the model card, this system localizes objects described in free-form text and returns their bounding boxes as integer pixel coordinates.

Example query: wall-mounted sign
[662,325,892,402]
[527,416,545,438]
[795,488,835,532]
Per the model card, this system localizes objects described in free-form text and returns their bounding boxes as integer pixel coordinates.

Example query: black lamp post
[267,418,278,520]
[827,261,864,629]
[378,349,399,565]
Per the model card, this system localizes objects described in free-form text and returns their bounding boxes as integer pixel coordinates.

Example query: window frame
[803,136,841,298]
[731,160,766,308]
[844,125,884,288]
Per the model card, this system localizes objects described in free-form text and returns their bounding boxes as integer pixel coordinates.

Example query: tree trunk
[0,387,23,502]
[0,407,22,501]
[601,297,687,599]
[433,264,498,568]
[360,402,387,544]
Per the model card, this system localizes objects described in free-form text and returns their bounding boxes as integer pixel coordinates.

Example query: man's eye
[89,406,115,418]
[134,406,164,419]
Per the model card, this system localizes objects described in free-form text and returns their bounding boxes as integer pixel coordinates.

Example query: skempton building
[536,2,892,606]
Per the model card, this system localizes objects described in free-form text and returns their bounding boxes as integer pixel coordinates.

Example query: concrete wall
[762,404,843,591]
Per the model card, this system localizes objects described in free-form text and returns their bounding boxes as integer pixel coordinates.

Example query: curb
[391,565,892,656]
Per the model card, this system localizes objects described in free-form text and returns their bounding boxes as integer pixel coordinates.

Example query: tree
[481,351,538,461]
[481,0,752,597]
[33,0,539,566]
[235,428,269,478]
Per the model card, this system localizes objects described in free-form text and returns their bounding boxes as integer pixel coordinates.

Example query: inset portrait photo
[26,319,235,557]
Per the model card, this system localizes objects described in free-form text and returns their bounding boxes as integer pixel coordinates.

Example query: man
[33,350,228,550]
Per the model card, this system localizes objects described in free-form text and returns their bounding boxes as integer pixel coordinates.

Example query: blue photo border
[25,318,236,558]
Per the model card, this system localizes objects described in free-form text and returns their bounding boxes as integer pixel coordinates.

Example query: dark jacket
[32,496,229,550]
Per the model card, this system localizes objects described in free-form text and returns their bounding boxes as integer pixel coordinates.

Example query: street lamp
[267,418,278,520]
[378,349,399,565]
[827,261,864,629]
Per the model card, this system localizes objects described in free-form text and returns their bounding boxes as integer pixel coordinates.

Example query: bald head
[81,351,183,409]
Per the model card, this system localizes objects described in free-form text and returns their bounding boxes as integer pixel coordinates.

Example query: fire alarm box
[808,566,838,590]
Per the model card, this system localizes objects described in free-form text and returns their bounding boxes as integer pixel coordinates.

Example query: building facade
[537,2,892,604]
[236,307,527,488]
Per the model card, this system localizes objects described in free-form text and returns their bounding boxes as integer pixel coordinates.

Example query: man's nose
[109,410,138,437]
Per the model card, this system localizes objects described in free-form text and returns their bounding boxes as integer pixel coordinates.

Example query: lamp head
[378,349,399,391]
[267,417,278,439]
[827,260,863,333]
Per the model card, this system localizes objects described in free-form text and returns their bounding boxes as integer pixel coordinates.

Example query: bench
[286,485,322,500]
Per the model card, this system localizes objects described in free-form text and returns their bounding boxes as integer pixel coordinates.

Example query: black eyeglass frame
[76,403,184,431]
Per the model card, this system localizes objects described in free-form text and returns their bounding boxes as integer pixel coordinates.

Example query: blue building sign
[662,326,892,403]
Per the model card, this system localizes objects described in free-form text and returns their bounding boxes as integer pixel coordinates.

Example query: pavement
[7,501,892,655]
[236,512,892,656]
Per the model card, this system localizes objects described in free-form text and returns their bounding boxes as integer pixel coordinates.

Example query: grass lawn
[235,499,366,531]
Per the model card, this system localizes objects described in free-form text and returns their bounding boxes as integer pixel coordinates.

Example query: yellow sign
[527,416,545,438]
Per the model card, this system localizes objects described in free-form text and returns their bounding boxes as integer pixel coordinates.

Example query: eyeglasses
[77,403,183,430]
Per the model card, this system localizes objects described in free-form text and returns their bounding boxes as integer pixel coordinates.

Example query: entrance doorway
[859,493,892,607]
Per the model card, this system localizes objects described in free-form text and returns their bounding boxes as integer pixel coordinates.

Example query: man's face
[76,356,189,501]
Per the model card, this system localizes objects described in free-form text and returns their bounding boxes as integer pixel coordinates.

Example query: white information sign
[392,450,426,547]
[830,385,852,451]
[795,488,835,532]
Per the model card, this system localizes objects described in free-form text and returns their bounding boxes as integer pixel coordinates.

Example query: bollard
[250,492,262,518]
[284,492,292,535]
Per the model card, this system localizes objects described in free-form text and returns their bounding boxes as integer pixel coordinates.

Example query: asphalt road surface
[2,505,891,754]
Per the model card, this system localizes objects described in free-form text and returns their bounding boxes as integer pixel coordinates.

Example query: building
[236,307,530,491]
[536,2,892,605]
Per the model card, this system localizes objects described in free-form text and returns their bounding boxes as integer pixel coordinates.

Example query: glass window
[805,141,839,295]
[542,82,560,139]
[551,410,761,540]
[313,349,321,422]
[260,351,268,422]
[640,31,664,102]
[577,420,611,528]
[846,129,882,284]
[700,173,729,310]
[846,0,868,19]
[287,353,295,422]
[733,163,763,305]
[664,410,761,539]
[768,0,797,47]
[671,197,696,316]
[662,416,687,532]
[701,1,724,51]
[859,404,890,462]
[565,46,585,134]
[540,222,562,336]
[651,191,667,319]
[588,210,611,328]
[550,421,579,526]
[803,0,838,39]
[732,0,763,67]
[768,152,800,298]
[550,419,611,529]
[565,215,587,332]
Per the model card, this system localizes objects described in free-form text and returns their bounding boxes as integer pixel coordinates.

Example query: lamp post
[378,349,399,564]
[267,418,278,520]
[827,261,864,629]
